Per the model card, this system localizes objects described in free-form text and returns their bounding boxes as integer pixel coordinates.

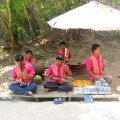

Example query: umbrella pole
[62,30,68,81]
[92,30,95,44]
[65,30,68,43]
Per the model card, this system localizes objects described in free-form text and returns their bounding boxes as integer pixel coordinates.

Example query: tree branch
[22,0,53,53]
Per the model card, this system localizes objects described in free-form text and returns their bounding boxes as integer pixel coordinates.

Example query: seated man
[57,42,71,63]
[24,50,37,63]
[86,44,112,84]
[9,55,37,96]
[43,54,73,92]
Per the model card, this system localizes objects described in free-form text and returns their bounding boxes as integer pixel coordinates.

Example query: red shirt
[57,49,71,59]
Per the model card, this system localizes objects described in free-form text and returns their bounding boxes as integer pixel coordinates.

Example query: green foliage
[0,48,4,53]
[0,0,120,44]
[33,55,44,60]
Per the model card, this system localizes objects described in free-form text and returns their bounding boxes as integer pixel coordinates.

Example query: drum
[67,63,86,71]
[31,62,45,75]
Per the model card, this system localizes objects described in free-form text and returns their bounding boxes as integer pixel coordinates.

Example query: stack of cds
[74,81,111,95]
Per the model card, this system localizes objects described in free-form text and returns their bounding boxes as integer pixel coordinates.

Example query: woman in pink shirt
[43,54,73,92]
[86,44,112,84]
[24,50,37,63]
[9,55,37,96]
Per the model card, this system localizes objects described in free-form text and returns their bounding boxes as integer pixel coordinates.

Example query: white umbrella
[48,1,120,31]
[48,1,120,43]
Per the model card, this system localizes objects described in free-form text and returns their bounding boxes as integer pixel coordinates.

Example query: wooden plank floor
[11,85,120,102]
[11,85,68,101]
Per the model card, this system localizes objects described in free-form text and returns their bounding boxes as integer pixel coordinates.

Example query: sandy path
[0,101,120,120]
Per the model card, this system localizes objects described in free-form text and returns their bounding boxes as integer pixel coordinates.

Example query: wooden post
[92,30,95,44]
[65,30,67,43]
[68,97,71,102]
[63,97,66,102]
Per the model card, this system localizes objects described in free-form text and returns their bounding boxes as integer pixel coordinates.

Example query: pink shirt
[12,62,35,82]
[86,54,105,80]
[57,49,71,59]
[46,63,72,83]
[24,57,37,63]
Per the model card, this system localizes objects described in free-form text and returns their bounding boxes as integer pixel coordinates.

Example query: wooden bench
[11,85,120,102]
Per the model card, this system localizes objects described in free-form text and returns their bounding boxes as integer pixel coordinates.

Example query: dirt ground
[0,101,120,120]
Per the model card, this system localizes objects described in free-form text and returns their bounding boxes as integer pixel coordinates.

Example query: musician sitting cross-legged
[9,55,37,96]
[43,54,73,92]
[86,44,112,84]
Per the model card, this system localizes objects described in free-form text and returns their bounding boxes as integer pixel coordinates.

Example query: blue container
[84,95,93,103]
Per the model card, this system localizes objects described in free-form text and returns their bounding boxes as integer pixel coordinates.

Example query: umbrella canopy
[48,1,120,31]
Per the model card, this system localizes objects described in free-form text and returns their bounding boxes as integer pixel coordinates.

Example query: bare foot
[28,91,34,96]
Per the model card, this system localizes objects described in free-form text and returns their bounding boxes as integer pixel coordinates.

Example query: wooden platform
[11,85,120,102]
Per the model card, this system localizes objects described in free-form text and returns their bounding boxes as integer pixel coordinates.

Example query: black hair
[92,44,100,52]
[15,55,24,62]
[26,50,33,54]
[56,54,64,61]
[60,41,66,46]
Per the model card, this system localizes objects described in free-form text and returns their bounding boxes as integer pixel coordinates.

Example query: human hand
[18,73,23,77]
[18,73,28,77]
[62,65,68,72]
[48,75,53,80]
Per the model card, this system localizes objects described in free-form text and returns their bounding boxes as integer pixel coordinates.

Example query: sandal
[58,98,64,104]
[53,98,59,104]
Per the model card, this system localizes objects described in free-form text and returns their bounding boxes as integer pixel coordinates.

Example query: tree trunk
[0,14,9,31]
[22,0,37,42]
[110,0,113,6]
[0,11,9,27]
[22,0,53,53]
[7,0,15,51]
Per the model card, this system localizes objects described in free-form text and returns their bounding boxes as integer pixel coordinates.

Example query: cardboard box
[74,87,83,95]
[102,83,108,87]
[83,86,91,94]
[97,86,105,94]
[90,86,98,94]
[104,87,111,94]
[95,81,101,87]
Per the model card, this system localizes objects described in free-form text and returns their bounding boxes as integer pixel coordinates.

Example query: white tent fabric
[48,1,120,31]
